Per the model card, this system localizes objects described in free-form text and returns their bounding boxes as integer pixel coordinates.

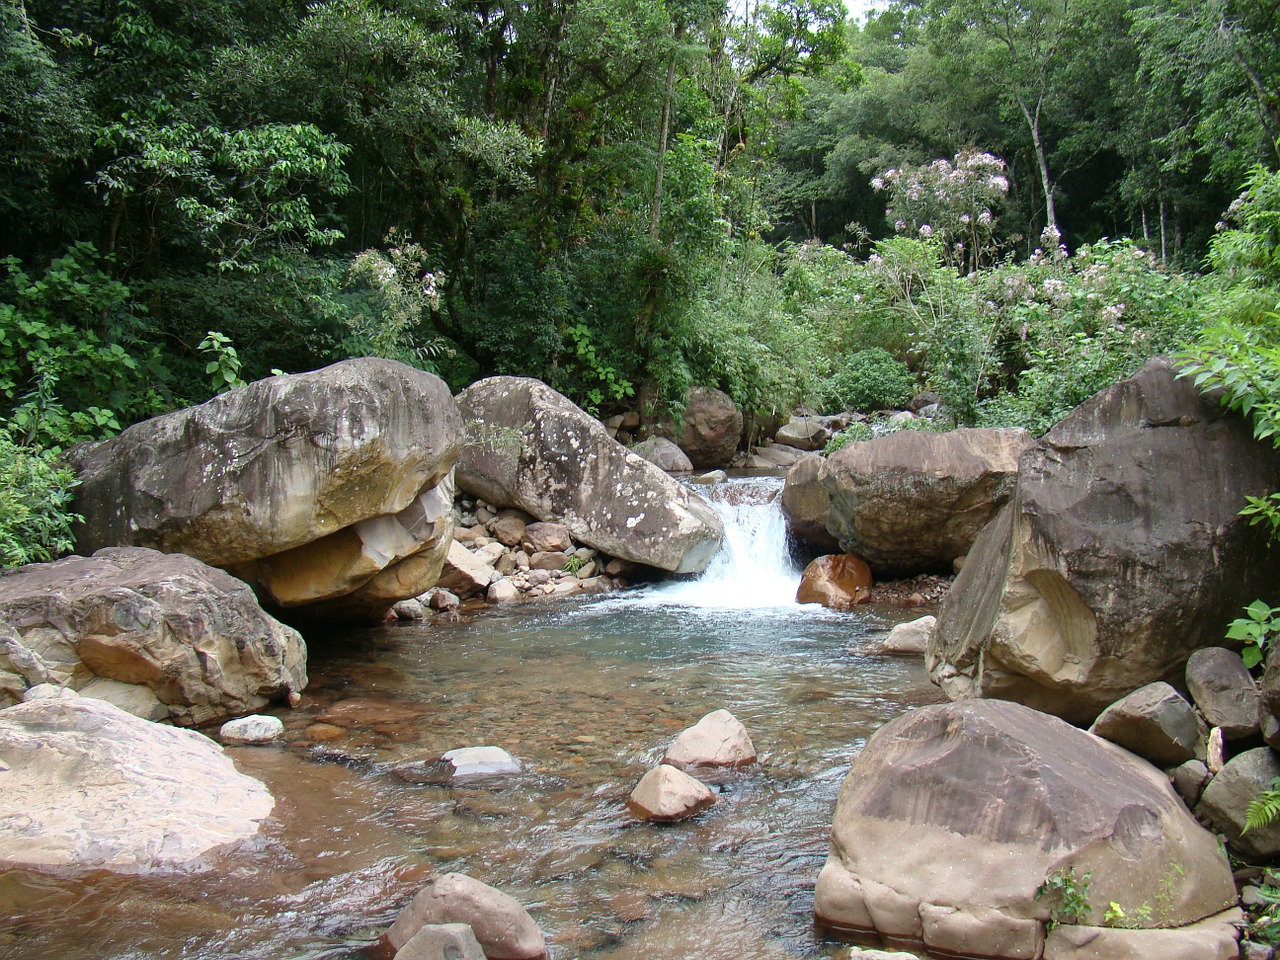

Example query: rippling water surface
[0,478,944,960]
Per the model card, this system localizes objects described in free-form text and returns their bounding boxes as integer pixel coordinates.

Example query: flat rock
[77,676,169,721]
[775,416,830,452]
[384,872,546,960]
[1088,682,1203,768]
[815,699,1237,960]
[442,746,522,779]
[627,764,716,822]
[663,709,757,769]
[456,377,723,574]
[1187,647,1260,740]
[0,547,306,725]
[930,358,1280,723]
[0,697,273,873]
[1044,907,1243,960]
[437,541,496,598]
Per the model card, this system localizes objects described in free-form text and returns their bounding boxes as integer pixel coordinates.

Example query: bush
[823,347,915,413]
[0,430,80,566]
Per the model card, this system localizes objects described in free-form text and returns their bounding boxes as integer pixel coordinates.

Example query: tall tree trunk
[1018,96,1059,240]
[650,30,681,244]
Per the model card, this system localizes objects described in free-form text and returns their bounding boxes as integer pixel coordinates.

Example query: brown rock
[796,554,872,611]
[627,764,716,822]
[815,700,1237,959]
[774,416,830,451]
[1187,647,1261,740]
[490,510,532,548]
[315,698,423,728]
[396,923,486,960]
[656,386,743,469]
[1088,682,1204,768]
[781,454,839,551]
[822,427,1032,577]
[384,872,546,960]
[521,522,572,554]
[436,542,496,598]
[1197,747,1280,859]
[630,436,693,472]
[930,358,1280,724]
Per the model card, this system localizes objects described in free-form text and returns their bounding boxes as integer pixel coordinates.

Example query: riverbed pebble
[219,715,285,744]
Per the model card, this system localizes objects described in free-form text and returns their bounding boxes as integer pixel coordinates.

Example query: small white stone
[220,715,285,744]
[442,746,522,778]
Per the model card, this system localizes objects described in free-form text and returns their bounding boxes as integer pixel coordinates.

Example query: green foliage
[1103,900,1152,929]
[563,554,586,575]
[1036,867,1093,929]
[198,331,246,393]
[823,420,873,454]
[1245,882,1280,946]
[1225,600,1280,670]
[1246,777,1280,832]
[823,347,915,412]
[0,428,81,566]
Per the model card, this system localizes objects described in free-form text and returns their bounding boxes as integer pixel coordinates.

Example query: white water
[646,476,804,610]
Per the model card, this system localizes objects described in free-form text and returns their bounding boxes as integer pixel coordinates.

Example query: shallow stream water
[0,477,944,960]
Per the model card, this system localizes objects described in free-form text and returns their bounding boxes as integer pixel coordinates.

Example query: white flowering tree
[872,150,1008,272]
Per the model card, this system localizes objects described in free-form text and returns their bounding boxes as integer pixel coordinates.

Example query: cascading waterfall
[647,476,803,609]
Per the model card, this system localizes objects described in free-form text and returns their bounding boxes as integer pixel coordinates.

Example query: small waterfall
[649,476,803,609]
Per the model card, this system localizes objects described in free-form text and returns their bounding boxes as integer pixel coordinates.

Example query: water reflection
[1,593,941,960]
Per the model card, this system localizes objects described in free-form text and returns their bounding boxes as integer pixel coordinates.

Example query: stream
[0,476,944,960]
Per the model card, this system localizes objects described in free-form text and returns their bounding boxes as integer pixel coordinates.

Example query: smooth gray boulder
[774,416,830,451]
[814,700,1238,960]
[630,436,693,473]
[72,358,462,618]
[1197,747,1280,860]
[0,547,306,725]
[820,427,1032,577]
[930,358,1280,723]
[1187,647,1260,740]
[456,378,723,574]
[0,697,274,873]
[1088,682,1204,768]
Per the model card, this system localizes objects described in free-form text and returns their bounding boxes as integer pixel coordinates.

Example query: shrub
[823,347,915,413]
[0,430,80,566]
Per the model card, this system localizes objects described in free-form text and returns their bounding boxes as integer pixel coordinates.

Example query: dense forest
[3,0,1280,560]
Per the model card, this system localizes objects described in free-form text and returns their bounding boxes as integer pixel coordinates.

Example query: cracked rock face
[815,700,1238,960]
[456,377,723,574]
[929,357,1280,723]
[71,359,462,619]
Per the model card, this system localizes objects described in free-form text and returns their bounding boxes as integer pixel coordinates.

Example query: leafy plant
[0,428,81,566]
[1226,600,1280,670]
[1036,867,1092,929]
[198,331,246,393]
[1246,777,1280,832]
[1103,899,1151,928]
[563,554,586,574]
[823,347,915,413]
[823,421,873,454]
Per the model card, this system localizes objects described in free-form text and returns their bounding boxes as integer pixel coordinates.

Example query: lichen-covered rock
[930,358,1280,723]
[456,377,722,574]
[0,547,305,725]
[815,700,1237,960]
[820,427,1032,577]
[0,697,274,873]
[72,359,462,619]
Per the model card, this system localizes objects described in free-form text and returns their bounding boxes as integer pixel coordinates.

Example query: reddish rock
[384,872,545,960]
[627,764,716,822]
[796,554,872,611]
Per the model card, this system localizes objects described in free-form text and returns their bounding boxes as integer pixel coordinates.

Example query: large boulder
[929,358,1280,723]
[0,547,306,725]
[781,454,839,551]
[72,359,462,619]
[814,700,1238,960]
[1197,747,1280,860]
[656,386,743,469]
[819,428,1033,577]
[0,697,274,873]
[456,378,723,574]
